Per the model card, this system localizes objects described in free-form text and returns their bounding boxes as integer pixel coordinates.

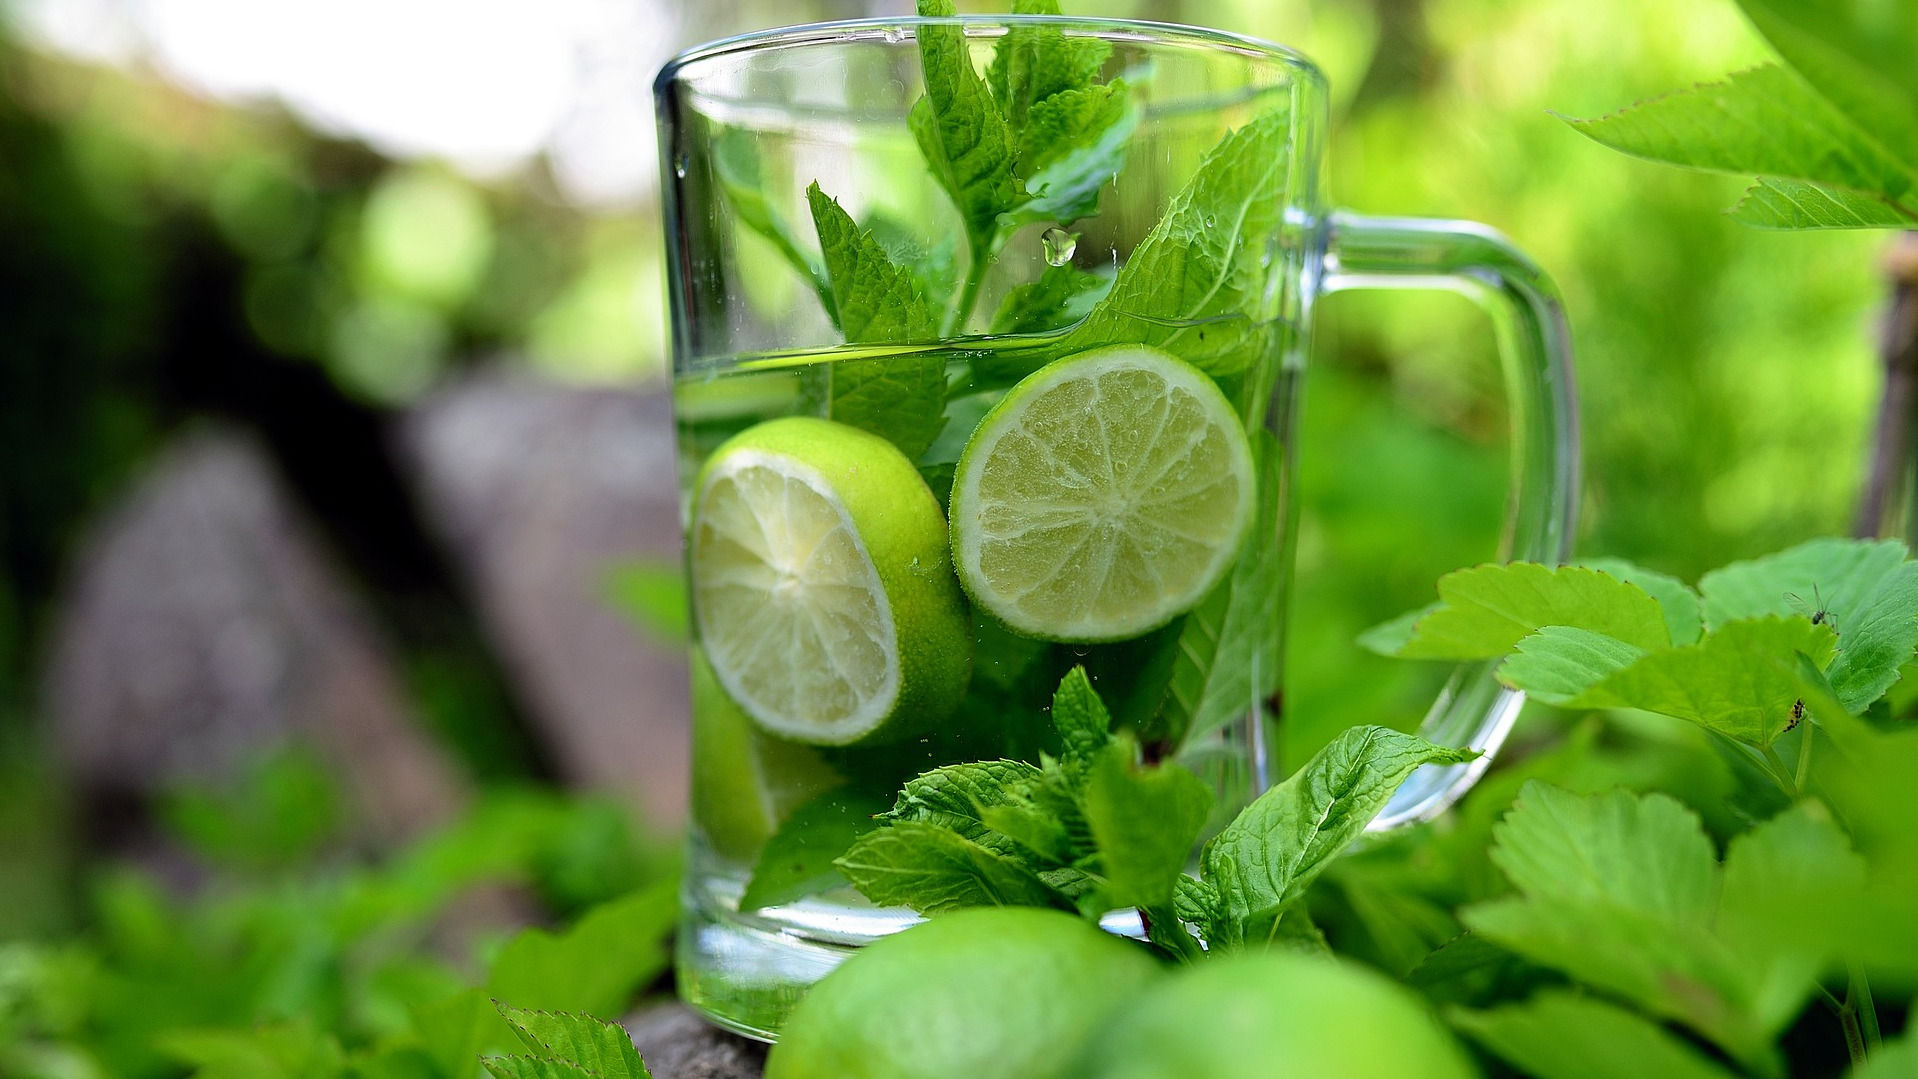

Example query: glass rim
[652,14,1326,99]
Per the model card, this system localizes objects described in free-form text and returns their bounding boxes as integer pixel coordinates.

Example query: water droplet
[1260,239,1277,267]
[1204,214,1218,227]
[1041,227,1077,266]
[673,152,688,179]
[882,25,908,43]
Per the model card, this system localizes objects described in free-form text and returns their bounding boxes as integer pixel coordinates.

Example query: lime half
[690,416,971,745]
[950,345,1256,642]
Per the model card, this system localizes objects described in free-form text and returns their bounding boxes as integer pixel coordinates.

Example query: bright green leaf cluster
[838,667,1471,960]
[1368,538,1918,748]
[1457,783,1864,1077]
[1563,0,1918,230]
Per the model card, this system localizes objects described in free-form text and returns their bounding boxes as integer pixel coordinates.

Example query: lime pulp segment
[693,448,898,742]
[950,346,1257,642]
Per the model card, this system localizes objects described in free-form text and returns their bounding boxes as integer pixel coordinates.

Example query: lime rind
[950,346,1257,643]
[689,416,971,746]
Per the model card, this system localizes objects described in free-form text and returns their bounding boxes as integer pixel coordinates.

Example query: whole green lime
[767,908,1163,1079]
[689,416,972,746]
[1068,952,1480,1079]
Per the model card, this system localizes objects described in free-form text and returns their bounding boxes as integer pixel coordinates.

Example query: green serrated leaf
[986,3,1111,144]
[912,0,1022,251]
[863,211,962,305]
[987,264,1113,335]
[1548,617,1838,746]
[1734,0,1918,177]
[1162,430,1285,744]
[712,129,837,324]
[1497,625,1649,704]
[1200,726,1476,951]
[482,1056,600,1079]
[1730,177,1918,228]
[885,759,1047,845]
[1007,84,1136,224]
[486,882,676,1016]
[1060,107,1291,374]
[807,187,938,378]
[1698,537,1918,710]
[1578,557,1704,646]
[1389,563,1672,660]
[495,1006,652,1079]
[739,787,890,912]
[1081,739,1213,909]
[1716,803,1866,1030]
[1462,783,1793,1074]
[835,819,1068,913]
[1050,666,1113,763]
[1452,992,1744,1079]
[1563,65,1914,198]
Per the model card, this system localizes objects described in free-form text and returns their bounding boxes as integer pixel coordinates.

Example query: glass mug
[654,15,1576,1039]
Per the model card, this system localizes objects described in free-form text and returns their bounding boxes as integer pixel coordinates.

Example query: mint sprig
[838,666,1471,959]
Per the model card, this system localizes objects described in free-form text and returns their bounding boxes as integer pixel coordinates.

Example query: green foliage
[1452,992,1744,1079]
[1566,0,1918,228]
[482,1007,651,1079]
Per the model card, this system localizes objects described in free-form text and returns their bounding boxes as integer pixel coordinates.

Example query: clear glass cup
[654,15,1576,1040]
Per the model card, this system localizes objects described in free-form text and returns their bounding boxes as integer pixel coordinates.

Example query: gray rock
[627,1002,767,1079]
[403,370,690,826]
[43,426,465,843]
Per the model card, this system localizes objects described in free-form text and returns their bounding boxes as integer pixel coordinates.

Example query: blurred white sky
[9,0,681,206]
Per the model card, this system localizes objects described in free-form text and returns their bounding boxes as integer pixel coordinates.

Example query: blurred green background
[0,0,1898,1068]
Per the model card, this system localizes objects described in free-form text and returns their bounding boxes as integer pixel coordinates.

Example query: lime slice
[689,416,971,745]
[689,647,841,861]
[950,345,1256,642]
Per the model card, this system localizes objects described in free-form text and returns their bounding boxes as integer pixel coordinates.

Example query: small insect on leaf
[1785,586,1836,634]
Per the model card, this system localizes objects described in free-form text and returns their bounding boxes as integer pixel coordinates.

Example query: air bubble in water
[673,153,689,178]
[1041,227,1077,266]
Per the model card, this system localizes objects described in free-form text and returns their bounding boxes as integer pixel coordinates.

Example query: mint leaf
[1379,563,1672,660]
[1060,108,1291,374]
[1050,665,1113,763]
[912,0,1021,252]
[985,0,1111,141]
[1008,84,1136,225]
[1200,726,1476,950]
[1578,557,1703,646]
[1698,537,1918,711]
[864,211,962,306]
[1730,177,1918,228]
[712,129,836,323]
[1562,65,1915,200]
[806,183,938,342]
[740,786,890,912]
[1453,992,1744,1079]
[1733,0,1918,177]
[806,182,947,457]
[494,1007,652,1079]
[835,819,1067,913]
[1081,738,1212,909]
[487,882,676,1015]
[884,759,1047,845]
[1162,430,1285,743]
[988,263,1112,335]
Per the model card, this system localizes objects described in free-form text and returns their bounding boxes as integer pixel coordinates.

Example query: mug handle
[1317,211,1580,830]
